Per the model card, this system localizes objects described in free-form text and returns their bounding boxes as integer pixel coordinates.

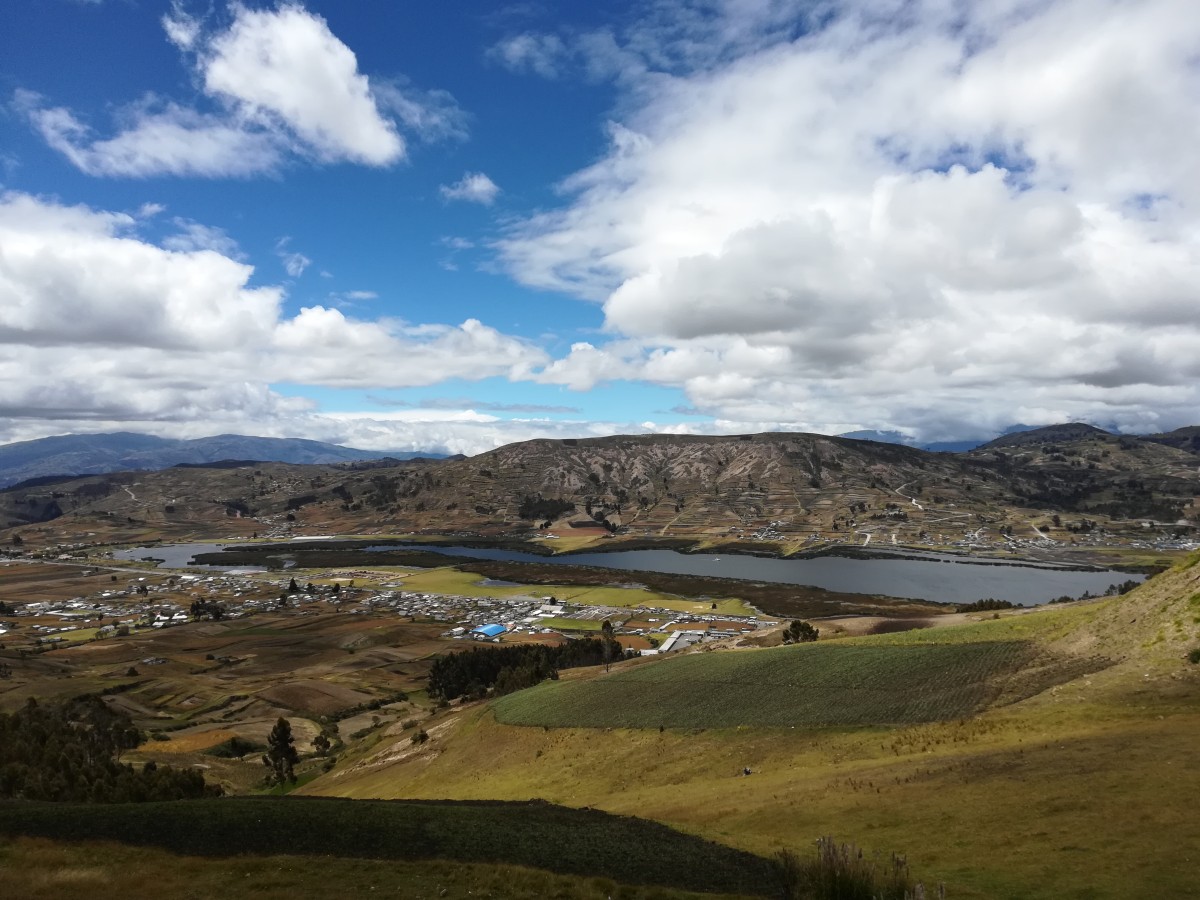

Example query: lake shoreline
[308,533,1144,575]
[115,534,1146,610]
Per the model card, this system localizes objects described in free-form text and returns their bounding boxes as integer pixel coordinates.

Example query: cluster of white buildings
[4,558,771,657]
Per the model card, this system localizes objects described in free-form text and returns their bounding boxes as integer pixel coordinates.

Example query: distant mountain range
[2,422,1196,497]
[837,423,1200,454]
[5,423,1197,537]
[0,432,438,489]
[836,424,1052,452]
[835,430,986,452]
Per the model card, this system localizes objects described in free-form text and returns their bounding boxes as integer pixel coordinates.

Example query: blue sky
[1,0,1198,454]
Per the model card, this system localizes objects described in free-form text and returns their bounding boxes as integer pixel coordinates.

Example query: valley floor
[304,583,1200,899]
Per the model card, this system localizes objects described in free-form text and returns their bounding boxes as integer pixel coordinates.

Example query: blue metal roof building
[472,624,506,639]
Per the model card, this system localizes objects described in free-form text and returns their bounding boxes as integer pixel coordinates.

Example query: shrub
[775,838,939,900]
[1188,648,1200,665]
[957,598,1017,613]
[782,620,819,644]
[205,736,261,759]
[517,495,575,521]
[0,697,220,802]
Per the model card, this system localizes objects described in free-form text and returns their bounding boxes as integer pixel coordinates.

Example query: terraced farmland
[493,640,1034,729]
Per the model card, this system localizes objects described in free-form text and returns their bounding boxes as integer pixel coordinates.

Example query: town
[0,560,772,656]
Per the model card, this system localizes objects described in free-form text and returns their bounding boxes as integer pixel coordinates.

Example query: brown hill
[2,430,1197,547]
[1143,425,1200,455]
[979,422,1112,449]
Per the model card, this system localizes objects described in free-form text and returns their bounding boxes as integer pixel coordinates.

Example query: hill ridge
[0,432,439,489]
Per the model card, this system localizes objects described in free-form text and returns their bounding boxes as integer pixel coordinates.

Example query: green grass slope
[1046,551,1200,665]
[0,797,780,897]
[0,836,753,900]
[494,641,1035,729]
[308,554,1200,899]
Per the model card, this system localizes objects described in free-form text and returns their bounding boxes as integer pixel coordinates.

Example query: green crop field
[0,798,779,897]
[537,616,606,631]
[493,641,1034,729]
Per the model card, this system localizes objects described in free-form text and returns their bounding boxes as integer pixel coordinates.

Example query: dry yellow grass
[143,729,237,754]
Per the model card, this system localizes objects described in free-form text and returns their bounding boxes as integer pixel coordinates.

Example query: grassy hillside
[0,797,780,897]
[0,837,754,900]
[309,554,1200,899]
[1045,551,1200,664]
[493,641,1036,729]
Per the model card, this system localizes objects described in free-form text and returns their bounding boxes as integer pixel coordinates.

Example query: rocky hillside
[2,428,1197,550]
[1143,426,1200,456]
[979,422,1113,449]
[968,426,1200,523]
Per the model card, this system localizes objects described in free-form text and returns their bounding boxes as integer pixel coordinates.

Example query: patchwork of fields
[493,640,1036,728]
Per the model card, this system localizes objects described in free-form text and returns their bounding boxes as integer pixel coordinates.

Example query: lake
[113,540,1142,606]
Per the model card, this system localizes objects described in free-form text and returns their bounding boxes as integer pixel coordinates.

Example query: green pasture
[536,617,606,632]
[493,640,1034,729]
[322,565,764,618]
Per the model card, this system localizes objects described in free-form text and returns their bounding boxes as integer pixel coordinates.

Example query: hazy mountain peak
[0,432,440,489]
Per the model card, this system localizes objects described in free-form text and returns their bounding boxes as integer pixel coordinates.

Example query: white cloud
[500,0,1200,441]
[21,95,284,178]
[282,254,310,278]
[488,33,569,78]
[162,2,201,50]
[201,3,403,166]
[164,219,242,257]
[23,3,461,177]
[440,172,501,205]
[0,192,279,351]
[372,81,469,144]
[274,237,311,278]
[0,192,549,446]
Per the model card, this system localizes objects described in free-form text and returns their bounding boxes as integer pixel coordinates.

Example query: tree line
[956,598,1017,612]
[428,634,629,701]
[0,696,221,802]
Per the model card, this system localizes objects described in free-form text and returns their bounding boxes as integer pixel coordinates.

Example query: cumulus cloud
[20,94,284,178]
[301,411,744,457]
[0,401,719,459]
[0,192,548,445]
[200,3,402,166]
[368,396,583,414]
[22,3,460,177]
[440,172,501,205]
[500,0,1200,440]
